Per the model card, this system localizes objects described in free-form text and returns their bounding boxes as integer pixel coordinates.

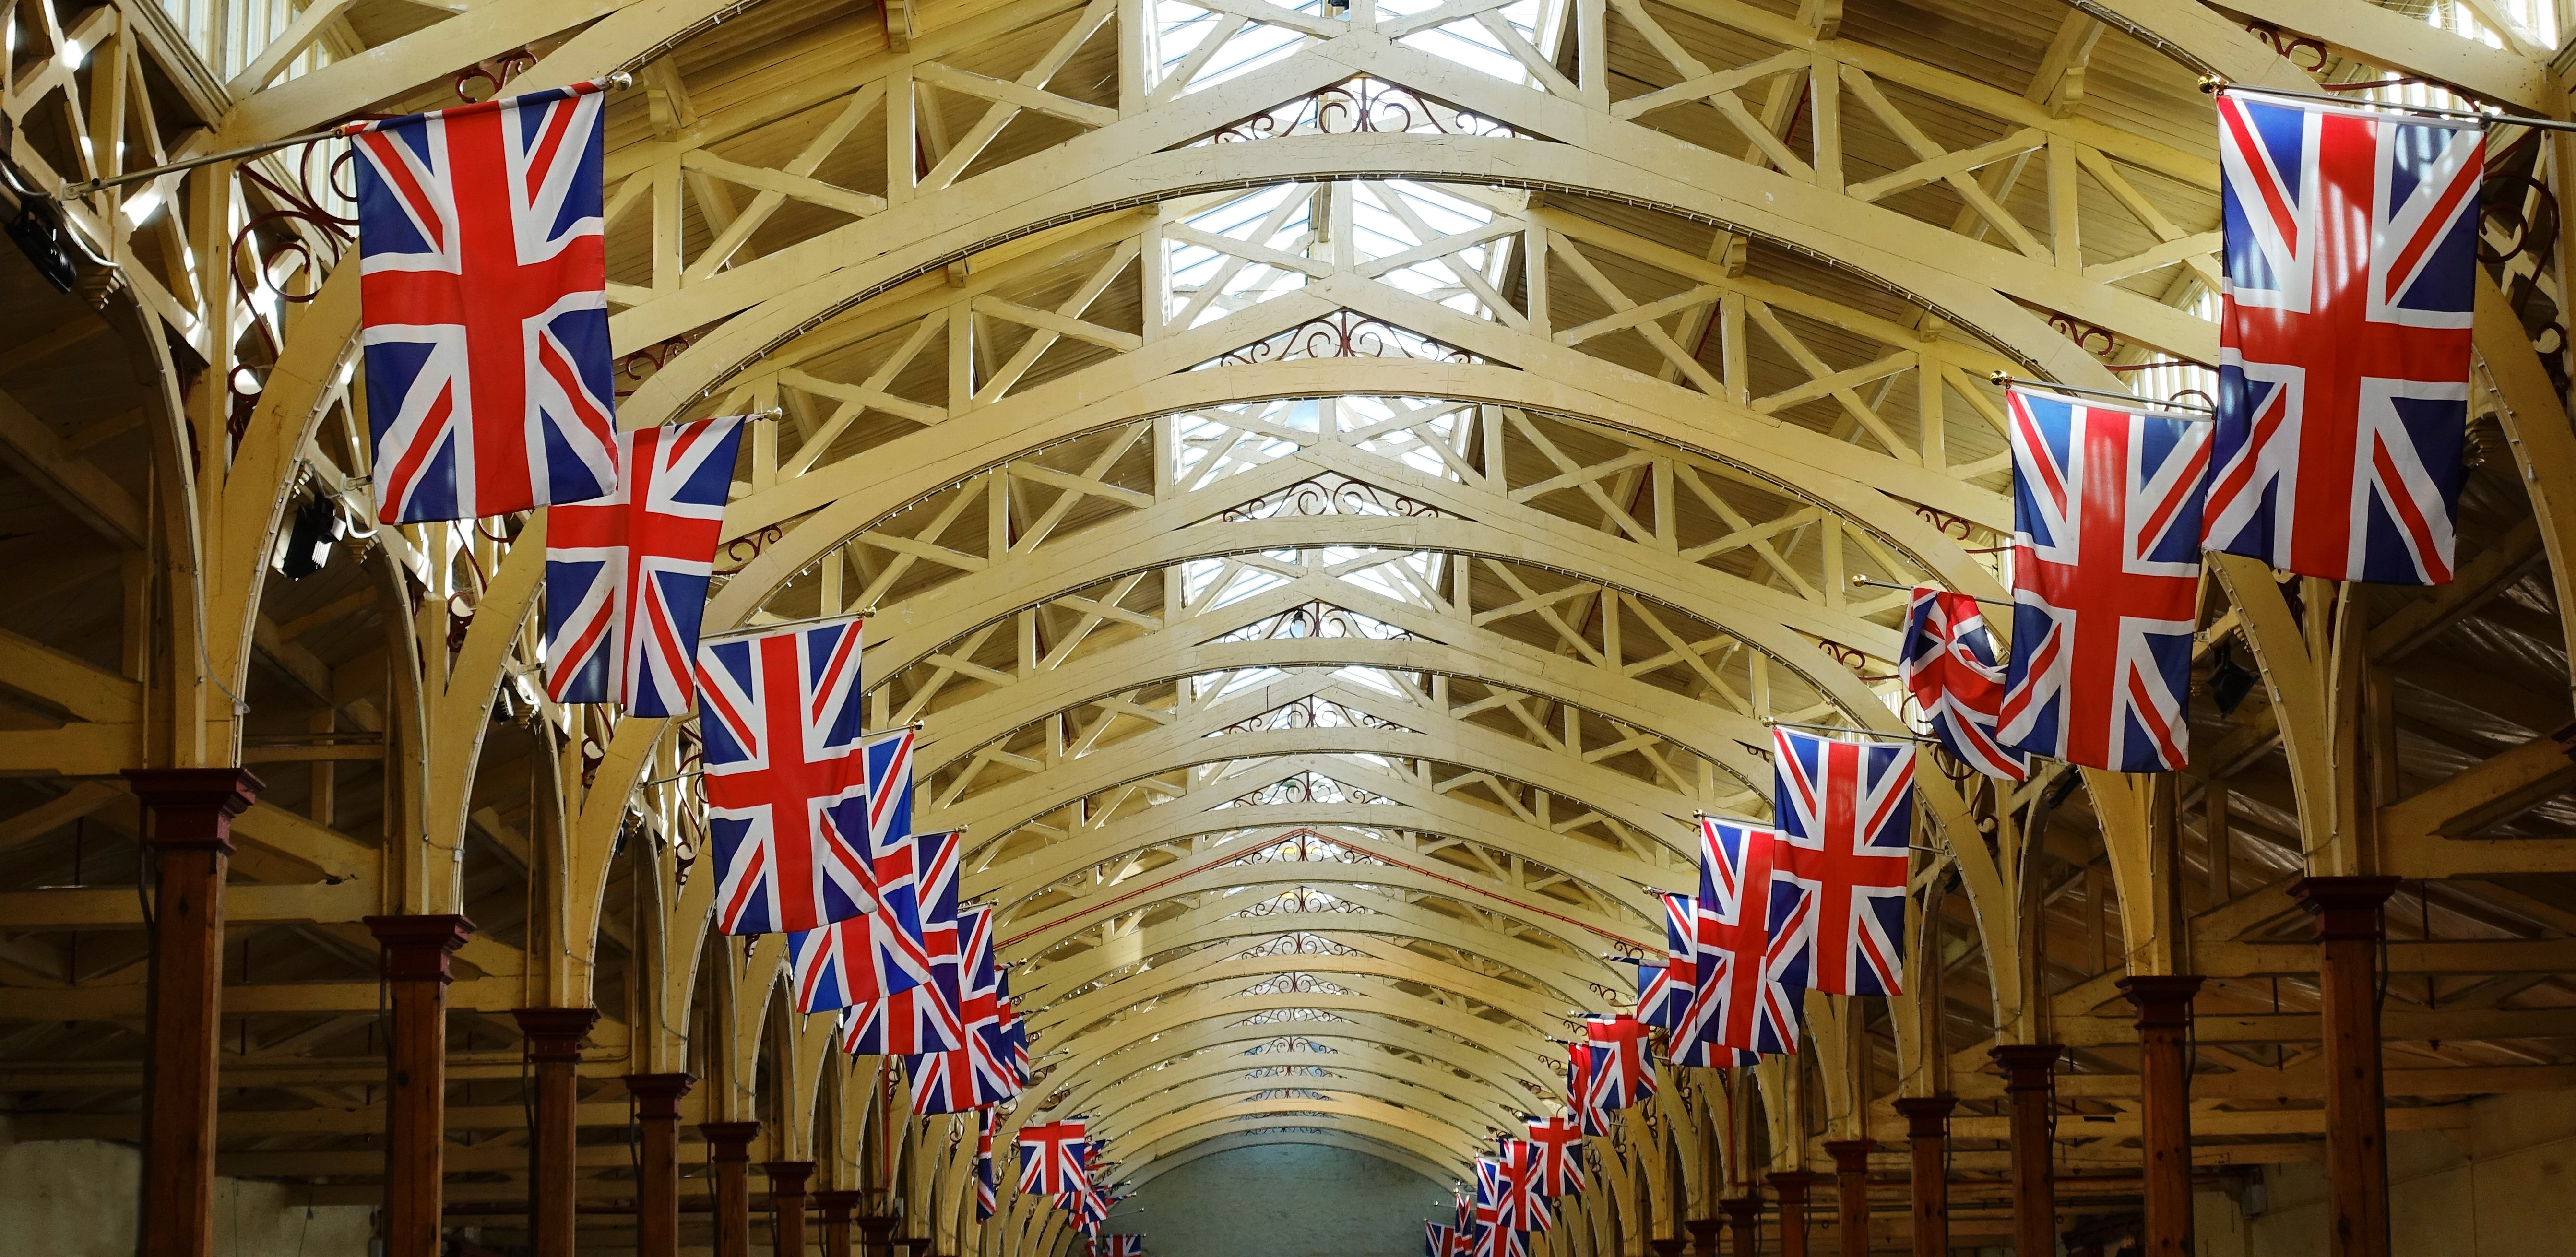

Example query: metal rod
[1988,371,2218,416]
[57,71,637,198]
[1850,575,2014,608]
[698,606,878,643]
[1763,717,1944,747]
[2204,76,2576,133]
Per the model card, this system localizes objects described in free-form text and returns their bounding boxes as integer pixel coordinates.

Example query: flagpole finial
[1987,369,2011,388]
[609,71,636,90]
[2197,74,2226,94]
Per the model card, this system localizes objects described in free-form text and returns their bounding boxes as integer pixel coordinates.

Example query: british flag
[1496,1139,1546,1231]
[1101,1238,1145,1257]
[348,82,617,524]
[787,910,895,1015]
[1996,390,2209,772]
[541,416,744,714]
[975,1111,998,1220]
[1900,588,2028,782]
[863,729,938,987]
[1564,1043,1607,1137]
[850,824,964,1054]
[1425,1223,1456,1257]
[1676,818,1802,1061]
[1769,730,1913,997]
[1018,1120,1088,1196]
[696,621,874,935]
[903,1040,973,1114]
[1633,962,1677,1033]
[2208,93,2478,586]
[1474,1159,1510,1232]
[1524,1115,1585,1197]
[1583,1016,1654,1110]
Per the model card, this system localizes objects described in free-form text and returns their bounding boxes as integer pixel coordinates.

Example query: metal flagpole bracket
[1762,716,1944,747]
[1850,575,2013,608]
[1988,371,2217,417]
[2200,74,2576,133]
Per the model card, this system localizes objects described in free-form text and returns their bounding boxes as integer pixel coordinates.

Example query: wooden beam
[2057,1007,2576,1046]
[0,783,125,852]
[2380,733,2576,847]
[0,387,146,547]
[0,976,521,1020]
[12,1101,640,1141]
[0,879,370,928]
[2198,938,2576,977]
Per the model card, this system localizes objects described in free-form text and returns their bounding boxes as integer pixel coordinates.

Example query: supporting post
[627,1075,696,1257]
[816,1190,861,1257]
[1721,1195,1761,1257]
[1990,1044,2062,1257]
[1769,1172,1815,1257]
[127,768,261,1257]
[858,1211,900,1257]
[1823,1141,1871,1257]
[1686,1218,1720,1257]
[1891,1096,1954,1257]
[769,1161,816,1257]
[2120,975,2205,1257]
[514,1008,598,1257]
[1650,1239,1687,1257]
[367,914,474,1257]
[704,1122,764,1257]
[2296,876,2401,1257]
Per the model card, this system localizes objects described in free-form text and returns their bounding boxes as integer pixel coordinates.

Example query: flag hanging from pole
[1675,818,1802,1061]
[541,415,745,714]
[1899,587,2028,782]
[695,620,873,935]
[348,81,618,523]
[1769,729,1913,997]
[2207,91,2478,585]
[1524,1115,1587,1197]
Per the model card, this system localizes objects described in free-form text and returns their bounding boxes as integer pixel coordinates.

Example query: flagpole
[697,605,881,644]
[56,71,638,198]
[1848,575,2013,608]
[1761,717,1944,747]
[2201,76,2576,133]
[1986,372,2218,417]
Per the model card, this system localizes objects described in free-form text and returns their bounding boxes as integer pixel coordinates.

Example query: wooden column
[1769,1172,1814,1257]
[127,768,261,1257]
[367,914,474,1257]
[1650,1238,1687,1257]
[1823,1141,1870,1257]
[1721,1195,1760,1257]
[626,1074,695,1257]
[2293,877,2401,1257]
[1891,1096,1954,1257]
[514,1008,598,1257]
[704,1122,764,1257]
[816,1190,861,1257]
[857,1218,899,1257]
[1686,1218,1720,1257]
[1990,1044,2062,1257]
[768,1161,816,1257]
[2120,975,2204,1257]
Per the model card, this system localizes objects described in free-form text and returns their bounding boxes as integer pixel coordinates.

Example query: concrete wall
[2192,1089,2576,1257]
[0,1123,375,1257]
[1103,1143,1451,1257]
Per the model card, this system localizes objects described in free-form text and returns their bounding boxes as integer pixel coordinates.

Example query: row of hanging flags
[1415,87,2490,1252]
[1017,1118,1142,1244]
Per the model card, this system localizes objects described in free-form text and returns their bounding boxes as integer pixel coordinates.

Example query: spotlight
[279,493,345,580]
[8,197,78,293]
[2208,641,2258,716]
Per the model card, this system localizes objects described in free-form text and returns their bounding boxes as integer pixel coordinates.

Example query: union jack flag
[1473,1159,1509,1232]
[1996,390,2209,771]
[1634,962,1678,1033]
[787,909,894,1015]
[975,1111,998,1220]
[863,729,938,987]
[1769,730,1913,997]
[1426,1223,1456,1257]
[348,82,617,524]
[696,621,874,935]
[541,416,744,714]
[1676,818,1802,1062]
[1564,1044,1607,1137]
[2208,93,2478,585]
[1018,1120,1087,1196]
[1100,1236,1145,1257]
[1524,1115,1585,1197]
[851,824,964,1054]
[1900,588,2027,782]
[1498,1139,1549,1231]
[903,1040,973,1114]
[1583,1016,1654,1110]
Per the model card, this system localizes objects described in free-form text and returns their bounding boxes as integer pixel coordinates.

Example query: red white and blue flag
[1497,1139,1547,1232]
[1769,730,1913,997]
[1582,1016,1654,1109]
[348,82,617,524]
[1564,1044,1607,1137]
[1900,588,2028,782]
[1996,390,2209,772]
[1474,1159,1511,1233]
[541,416,744,714]
[1018,1120,1088,1196]
[2208,93,2477,585]
[696,620,874,935]
[975,1111,998,1220]
[855,825,965,1054]
[1425,1223,1456,1257]
[1524,1115,1585,1197]
[1101,1238,1145,1257]
[1676,818,1802,1062]
[864,729,938,986]
[787,908,895,1015]
[1634,962,1679,1033]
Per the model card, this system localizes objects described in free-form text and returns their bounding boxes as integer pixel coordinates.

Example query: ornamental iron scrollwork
[1202,77,1516,144]
[1211,309,1477,367]
[1221,471,1441,522]
[712,523,785,576]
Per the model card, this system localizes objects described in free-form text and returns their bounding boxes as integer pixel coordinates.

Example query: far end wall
[1104,1143,1451,1257]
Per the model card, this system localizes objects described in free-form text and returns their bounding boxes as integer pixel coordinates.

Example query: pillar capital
[1988,1043,2062,1089]
[1720,1194,1761,1221]
[1892,1095,1955,1138]
[1685,1219,1721,1240]
[815,1190,863,1217]
[2116,974,2204,1030]
[766,1161,817,1189]
[364,914,474,982]
[513,1007,600,1062]
[124,767,262,851]
[2291,876,2404,940]
[702,1121,763,1162]
[1768,1170,1815,1202]
[626,1072,697,1119]
[1650,1239,1687,1257]
[1823,1140,1872,1174]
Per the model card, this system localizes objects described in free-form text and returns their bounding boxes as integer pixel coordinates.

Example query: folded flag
[696,619,873,935]
[2208,91,2477,585]
[1899,587,2027,782]
[349,81,617,524]
[1996,388,2208,772]
[1769,729,1912,997]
